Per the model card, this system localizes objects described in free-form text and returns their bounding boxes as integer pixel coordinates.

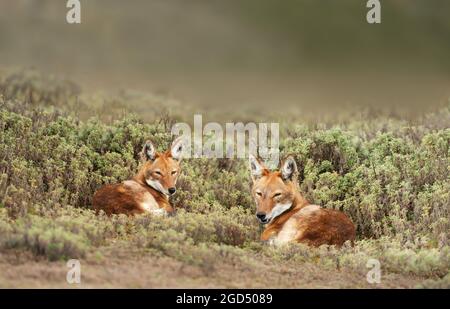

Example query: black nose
[168,187,176,195]
[256,212,266,221]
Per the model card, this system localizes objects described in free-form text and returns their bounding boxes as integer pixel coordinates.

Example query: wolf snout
[256,212,268,224]
[168,187,176,195]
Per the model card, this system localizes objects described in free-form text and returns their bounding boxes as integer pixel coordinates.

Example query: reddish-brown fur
[250,155,355,247]
[93,138,184,216]
[92,178,173,216]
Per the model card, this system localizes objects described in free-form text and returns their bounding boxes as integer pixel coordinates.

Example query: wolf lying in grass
[93,137,184,216]
[93,136,354,247]
[249,155,355,247]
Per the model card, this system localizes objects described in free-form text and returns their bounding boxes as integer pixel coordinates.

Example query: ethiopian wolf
[93,138,185,216]
[249,155,355,247]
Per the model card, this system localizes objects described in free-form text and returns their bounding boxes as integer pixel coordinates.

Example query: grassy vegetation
[0,69,449,288]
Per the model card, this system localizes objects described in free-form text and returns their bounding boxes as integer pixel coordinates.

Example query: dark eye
[171,170,177,175]
[256,191,262,197]
[154,171,162,176]
[273,193,282,198]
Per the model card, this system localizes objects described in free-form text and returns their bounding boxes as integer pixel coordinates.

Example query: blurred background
[0,0,449,119]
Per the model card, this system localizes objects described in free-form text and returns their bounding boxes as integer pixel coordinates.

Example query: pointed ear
[281,156,297,181]
[141,140,156,162]
[170,136,185,161]
[249,154,267,182]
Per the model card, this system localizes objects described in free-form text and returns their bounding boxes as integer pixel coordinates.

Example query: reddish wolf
[249,155,355,247]
[93,137,185,216]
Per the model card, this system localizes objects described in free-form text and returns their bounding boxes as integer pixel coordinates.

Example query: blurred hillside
[0,0,449,116]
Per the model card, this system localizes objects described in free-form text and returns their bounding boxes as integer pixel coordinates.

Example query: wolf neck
[261,192,308,241]
[134,173,169,202]
[134,174,173,213]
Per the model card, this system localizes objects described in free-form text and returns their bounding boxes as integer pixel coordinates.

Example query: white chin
[268,202,292,221]
[145,179,168,196]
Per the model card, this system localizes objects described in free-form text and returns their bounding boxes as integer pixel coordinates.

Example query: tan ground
[0,248,423,288]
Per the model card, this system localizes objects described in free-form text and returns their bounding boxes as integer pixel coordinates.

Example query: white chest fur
[269,218,299,246]
[123,180,167,216]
